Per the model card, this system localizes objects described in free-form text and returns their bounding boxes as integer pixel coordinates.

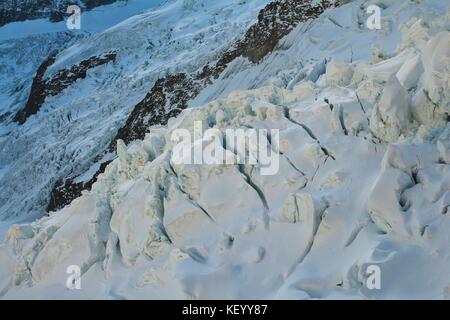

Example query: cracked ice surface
[1,0,450,299]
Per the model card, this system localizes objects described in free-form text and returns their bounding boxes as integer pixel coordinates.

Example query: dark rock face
[47,0,339,212]
[46,159,112,213]
[14,52,116,124]
[0,0,116,27]
[237,0,333,63]
[12,53,57,125]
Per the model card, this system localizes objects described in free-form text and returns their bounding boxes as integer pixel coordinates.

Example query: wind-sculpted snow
[0,15,449,297]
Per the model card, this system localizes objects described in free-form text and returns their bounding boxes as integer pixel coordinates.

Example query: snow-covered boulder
[370,75,412,142]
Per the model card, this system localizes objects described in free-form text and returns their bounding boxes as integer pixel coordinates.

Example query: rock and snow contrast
[0,0,450,299]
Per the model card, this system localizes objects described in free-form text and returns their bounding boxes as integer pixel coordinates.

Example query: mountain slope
[1,0,117,26]
[0,0,274,220]
[0,0,449,299]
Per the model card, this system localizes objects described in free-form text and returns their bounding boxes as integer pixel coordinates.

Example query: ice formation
[0,0,272,220]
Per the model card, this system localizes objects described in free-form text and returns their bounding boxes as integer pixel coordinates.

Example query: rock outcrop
[14,52,117,124]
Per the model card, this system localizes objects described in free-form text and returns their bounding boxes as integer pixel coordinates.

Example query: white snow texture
[0,0,450,299]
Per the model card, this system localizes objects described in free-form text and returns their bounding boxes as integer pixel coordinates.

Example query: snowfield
[0,0,450,299]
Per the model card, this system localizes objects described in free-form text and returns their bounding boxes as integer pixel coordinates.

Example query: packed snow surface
[0,0,449,299]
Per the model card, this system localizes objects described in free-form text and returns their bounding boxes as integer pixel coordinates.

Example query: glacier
[0,0,272,221]
[0,0,449,299]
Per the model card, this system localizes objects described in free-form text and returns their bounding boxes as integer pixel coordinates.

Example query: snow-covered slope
[0,0,124,27]
[0,0,168,41]
[0,0,272,221]
[192,0,450,105]
[0,0,449,299]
